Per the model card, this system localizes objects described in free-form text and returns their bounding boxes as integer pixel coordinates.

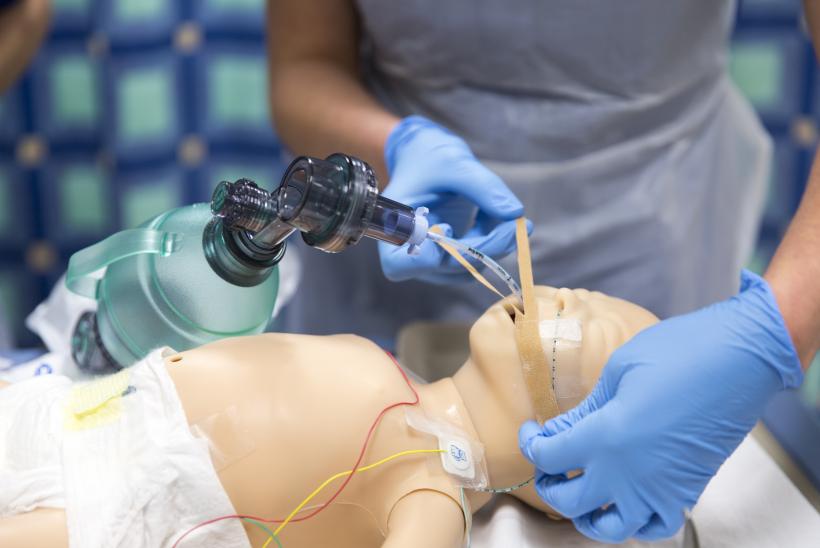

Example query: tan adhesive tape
[513,218,559,423]
[429,225,506,300]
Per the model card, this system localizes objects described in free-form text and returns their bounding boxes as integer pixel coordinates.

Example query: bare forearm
[267,0,398,185]
[805,0,820,62]
[765,146,820,369]
[0,0,51,92]
[272,60,398,183]
[767,1,820,369]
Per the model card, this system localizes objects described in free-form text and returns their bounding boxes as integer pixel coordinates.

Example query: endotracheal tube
[426,230,522,302]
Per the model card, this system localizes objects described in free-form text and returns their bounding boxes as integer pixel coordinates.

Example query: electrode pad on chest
[405,407,488,489]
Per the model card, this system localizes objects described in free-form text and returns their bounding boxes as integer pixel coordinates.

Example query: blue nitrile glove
[518,270,803,543]
[379,116,525,284]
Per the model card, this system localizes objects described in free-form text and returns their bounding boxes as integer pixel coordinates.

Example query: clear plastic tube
[426,231,522,301]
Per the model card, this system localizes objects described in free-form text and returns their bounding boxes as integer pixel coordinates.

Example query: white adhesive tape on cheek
[539,318,582,348]
[539,318,584,409]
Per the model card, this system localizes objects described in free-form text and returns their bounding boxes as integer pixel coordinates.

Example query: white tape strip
[539,318,582,348]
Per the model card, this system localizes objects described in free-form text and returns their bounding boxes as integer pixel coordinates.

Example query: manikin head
[470,286,658,418]
[451,286,658,509]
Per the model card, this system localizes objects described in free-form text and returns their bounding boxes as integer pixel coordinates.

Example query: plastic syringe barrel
[364,195,417,246]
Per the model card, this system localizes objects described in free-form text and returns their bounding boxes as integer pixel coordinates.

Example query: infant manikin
[0,281,657,548]
[0,219,658,547]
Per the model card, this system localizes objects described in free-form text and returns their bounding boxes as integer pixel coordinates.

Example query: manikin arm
[383,490,465,548]
[0,508,68,548]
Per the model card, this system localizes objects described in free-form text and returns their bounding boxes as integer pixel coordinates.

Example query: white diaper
[0,348,250,548]
[0,374,70,515]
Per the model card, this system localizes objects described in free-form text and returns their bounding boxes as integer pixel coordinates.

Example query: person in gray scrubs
[269,0,768,345]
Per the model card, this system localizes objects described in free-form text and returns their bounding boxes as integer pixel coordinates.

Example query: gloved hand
[379,116,525,284]
[518,270,803,543]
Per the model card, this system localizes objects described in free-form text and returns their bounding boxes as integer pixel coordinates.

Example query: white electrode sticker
[404,407,488,489]
[441,437,475,480]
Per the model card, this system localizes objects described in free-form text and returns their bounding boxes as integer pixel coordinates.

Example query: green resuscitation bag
[66,202,279,372]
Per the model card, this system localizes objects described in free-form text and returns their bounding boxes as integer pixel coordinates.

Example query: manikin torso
[0,286,658,548]
[170,332,476,547]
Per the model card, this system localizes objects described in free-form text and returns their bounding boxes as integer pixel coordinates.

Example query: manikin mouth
[500,290,567,323]
[501,300,519,322]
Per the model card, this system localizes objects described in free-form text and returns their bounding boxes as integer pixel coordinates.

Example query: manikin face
[469,286,659,418]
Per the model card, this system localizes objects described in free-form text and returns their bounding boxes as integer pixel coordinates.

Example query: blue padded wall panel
[50,0,95,34]
[730,31,805,125]
[0,88,24,146]
[762,138,799,234]
[194,44,278,149]
[196,0,266,36]
[738,0,802,21]
[200,154,287,202]
[107,55,182,163]
[32,44,103,145]
[0,164,31,246]
[117,167,185,228]
[0,268,38,346]
[41,159,114,244]
[99,0,179,47]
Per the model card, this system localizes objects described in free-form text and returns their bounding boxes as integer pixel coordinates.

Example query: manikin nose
[555,287,579,313]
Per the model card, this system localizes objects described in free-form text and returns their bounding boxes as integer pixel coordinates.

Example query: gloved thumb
[518,383,608,472]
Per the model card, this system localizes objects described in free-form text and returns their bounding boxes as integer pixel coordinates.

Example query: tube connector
[211,179,278,233]
[205,179,289,287]
[406,207,429,255]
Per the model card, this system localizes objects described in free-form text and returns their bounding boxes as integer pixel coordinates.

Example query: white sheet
[471,435,820,547]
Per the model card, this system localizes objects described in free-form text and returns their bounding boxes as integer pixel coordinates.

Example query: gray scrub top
[284,0,771,346]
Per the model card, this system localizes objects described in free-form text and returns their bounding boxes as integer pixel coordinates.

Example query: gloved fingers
[519,415,596,474]
[518,420,542,448]
[455,219,519,261]
[437,162,523,221]
[534,472,609,519]
[378,238,447,282]
[379,226,483,283]
[464,215,533,240]
[632,511,686,541]
[572,504,650,544]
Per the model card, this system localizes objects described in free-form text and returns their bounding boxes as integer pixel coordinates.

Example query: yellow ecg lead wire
[263,448,446,547]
